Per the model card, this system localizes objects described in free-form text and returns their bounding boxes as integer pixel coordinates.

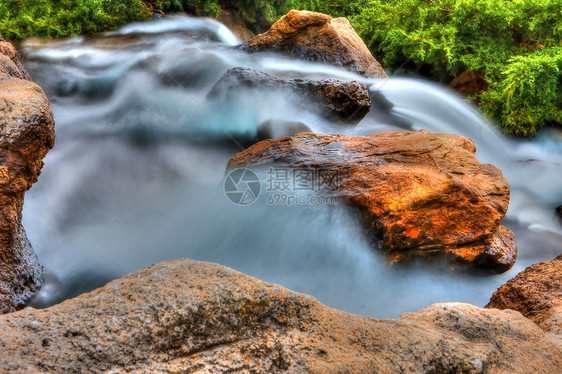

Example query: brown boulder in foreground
[487,253,562,348]
[228,130,516,273]
[0,258,559,373]
[0,43,55,313]
[243,10,387,79]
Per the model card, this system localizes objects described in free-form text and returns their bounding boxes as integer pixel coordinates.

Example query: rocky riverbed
[0,10,560,372]
[0,258,560,373]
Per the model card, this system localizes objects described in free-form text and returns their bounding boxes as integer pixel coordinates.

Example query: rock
[243,10,387,79]
[0,258,559,372]
[0,41,32,80]
[208,67,371,124]
[256,119,311,141]
[486,254,562,348]
[555,205,561,225]
[448,70,488,99]
[0,42,55,313]
[159,51,229,90]
[217,11,255,42]
[228,130,516,273]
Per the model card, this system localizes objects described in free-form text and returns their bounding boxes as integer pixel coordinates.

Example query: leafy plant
[479,47,562,137]
[0,0,151,40]
[351,0,562,136]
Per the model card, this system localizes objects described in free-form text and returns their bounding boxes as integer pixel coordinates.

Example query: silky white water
[21,15,562,318]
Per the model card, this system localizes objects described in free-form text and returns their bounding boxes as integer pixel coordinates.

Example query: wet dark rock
[207,67,371,124]
[159,52,228,89]
[256,120,311,141]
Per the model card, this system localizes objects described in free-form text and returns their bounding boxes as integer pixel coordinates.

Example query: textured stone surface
[448,70,488,99]
[0,42,55,313]
[0,41,32,81]
[208,67,372,123]
[228,130,516,272]
[243,10,387,79]
[487,253,562,347]
[0,258,559,373]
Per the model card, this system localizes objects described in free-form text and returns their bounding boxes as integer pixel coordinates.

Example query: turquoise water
[21,16,562,318]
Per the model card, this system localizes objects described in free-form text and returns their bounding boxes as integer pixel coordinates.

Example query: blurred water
[21,15,562,318]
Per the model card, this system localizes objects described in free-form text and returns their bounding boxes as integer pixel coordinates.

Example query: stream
[21,15,562,318]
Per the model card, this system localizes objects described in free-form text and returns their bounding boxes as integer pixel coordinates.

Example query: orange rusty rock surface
[0,42,55,313]
[228,130,516,272]
[487,253,562,347]
[243,10,387,79]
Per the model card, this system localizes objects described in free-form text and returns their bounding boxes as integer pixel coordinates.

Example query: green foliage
[479,47,562,137]
[351,0,562,136]
[0,0,151,40]
[153,0,221,17]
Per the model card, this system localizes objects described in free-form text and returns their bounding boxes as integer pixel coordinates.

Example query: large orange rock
[228,130,516,272]
[243,10,387,79]
[0,258,559,372]
[0,42,55,313]
[487,254,562,347]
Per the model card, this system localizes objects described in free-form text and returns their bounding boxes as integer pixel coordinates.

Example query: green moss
[351,0,562,137]
[0,0,151,40]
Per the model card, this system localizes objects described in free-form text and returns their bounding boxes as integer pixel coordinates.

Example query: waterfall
[21,15,562,318]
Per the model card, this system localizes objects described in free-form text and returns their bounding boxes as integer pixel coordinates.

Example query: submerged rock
[256,119,311,141]
[487,253,562,348]
[243,10,387,79]
[0,258,559,372]
[448,70,488,99]
[207,67,371,123]
[0,42,55,313]
[228,130,516,273]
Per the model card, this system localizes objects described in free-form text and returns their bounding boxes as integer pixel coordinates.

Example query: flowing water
[20,15,562,318]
